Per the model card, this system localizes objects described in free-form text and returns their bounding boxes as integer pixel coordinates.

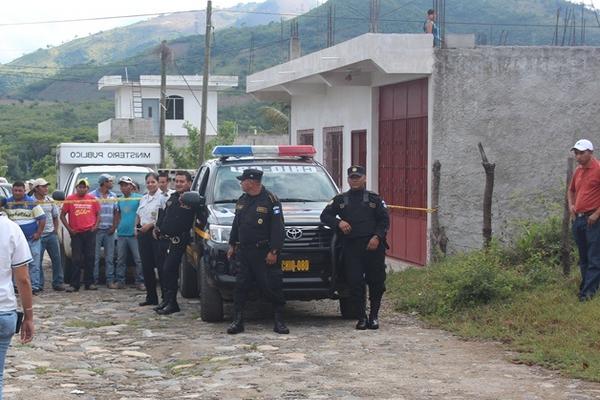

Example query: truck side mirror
[181,192,205,208]
[52,190,66,201]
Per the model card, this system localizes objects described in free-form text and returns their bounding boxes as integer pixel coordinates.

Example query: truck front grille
[283,225,333,249]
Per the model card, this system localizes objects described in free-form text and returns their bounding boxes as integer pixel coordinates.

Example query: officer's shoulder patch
[235,203,244,210]
[273,205,281,215]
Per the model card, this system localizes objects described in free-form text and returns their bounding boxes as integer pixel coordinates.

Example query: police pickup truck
[181,145,357,322]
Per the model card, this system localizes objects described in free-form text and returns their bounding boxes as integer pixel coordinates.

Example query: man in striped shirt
[90,174,119,287]
[1,181,46,294]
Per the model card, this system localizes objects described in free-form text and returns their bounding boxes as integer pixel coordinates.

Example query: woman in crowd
[135,172,168,307]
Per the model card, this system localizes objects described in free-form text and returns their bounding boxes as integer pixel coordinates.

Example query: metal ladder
[131,82,143,118]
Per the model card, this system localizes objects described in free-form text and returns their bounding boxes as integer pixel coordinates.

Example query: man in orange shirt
[60,178,100,292]
[568,139,600,301]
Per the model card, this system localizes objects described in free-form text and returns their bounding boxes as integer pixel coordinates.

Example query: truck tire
[200,260,224,322]
[60,244,73,284]
[339,297,361,319]
[179,255,199,298]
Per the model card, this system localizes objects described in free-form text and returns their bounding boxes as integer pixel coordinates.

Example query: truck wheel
[200,260,223,322]
[60,244,73,285]
[179,255,199,298]
[339,297,361,319]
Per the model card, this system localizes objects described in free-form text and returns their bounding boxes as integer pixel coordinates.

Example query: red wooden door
[323,127,343,187]
[379,79,428,265]
[351,130,367,167]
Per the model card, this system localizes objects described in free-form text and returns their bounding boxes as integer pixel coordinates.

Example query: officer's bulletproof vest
[341,190,377,238]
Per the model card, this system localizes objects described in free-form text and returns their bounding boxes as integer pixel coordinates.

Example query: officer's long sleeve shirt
[229,187,285,251]
[320,189,389,240]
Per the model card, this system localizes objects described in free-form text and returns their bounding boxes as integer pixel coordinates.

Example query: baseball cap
[76,178,90,187]
[572,139,594,152]
[32,178,49,189]
[118,176,134,185]
[236,169,263,181]
[347,165,366,177]
[98,174,114,185]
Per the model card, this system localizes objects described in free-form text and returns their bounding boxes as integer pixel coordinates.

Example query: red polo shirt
[570,158,600,213]
[62,193,100,232]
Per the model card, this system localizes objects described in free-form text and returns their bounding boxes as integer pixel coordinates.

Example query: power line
[0,10,206,27]
[172,59,218,134]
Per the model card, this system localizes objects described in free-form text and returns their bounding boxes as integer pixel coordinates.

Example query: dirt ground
[5,261,600,400]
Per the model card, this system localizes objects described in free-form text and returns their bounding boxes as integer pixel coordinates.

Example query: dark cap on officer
[237,168,263,181]
[347,165,366,178]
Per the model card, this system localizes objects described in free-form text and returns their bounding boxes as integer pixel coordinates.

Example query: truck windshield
[213,164,338,203]
[73,172,150,196]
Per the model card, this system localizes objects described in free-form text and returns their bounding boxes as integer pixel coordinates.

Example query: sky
[0,0,255,63]
[1,0,600,64]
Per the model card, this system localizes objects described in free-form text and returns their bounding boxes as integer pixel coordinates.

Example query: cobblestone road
[5,266,600,399]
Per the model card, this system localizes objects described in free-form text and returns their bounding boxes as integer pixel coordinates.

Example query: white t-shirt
[0,214,33,312]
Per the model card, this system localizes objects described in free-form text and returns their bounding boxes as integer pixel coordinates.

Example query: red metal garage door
[379,79,428,265]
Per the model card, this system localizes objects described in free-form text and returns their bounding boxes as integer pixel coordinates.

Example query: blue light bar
[212,145,317,158]
[212,146,254,157]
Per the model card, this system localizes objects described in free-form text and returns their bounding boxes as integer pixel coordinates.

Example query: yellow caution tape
[1,197,143,206]
[386,205,438,213]
[194,227,211,240]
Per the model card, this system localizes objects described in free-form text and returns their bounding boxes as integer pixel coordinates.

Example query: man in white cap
[568,139,600,301]
[32,178,65,291]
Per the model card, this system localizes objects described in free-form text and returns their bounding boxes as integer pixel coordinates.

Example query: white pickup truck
[56,143,161,280]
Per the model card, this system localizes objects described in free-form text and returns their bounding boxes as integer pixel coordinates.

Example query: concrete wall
[432,47,600,253]
[291,86,375,191]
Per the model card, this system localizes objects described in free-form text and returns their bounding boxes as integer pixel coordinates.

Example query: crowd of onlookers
[0,172,175,295]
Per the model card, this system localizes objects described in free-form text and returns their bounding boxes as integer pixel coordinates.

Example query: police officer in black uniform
[226,168,289,335]
[154,170,197,315]
[320,165,389,330]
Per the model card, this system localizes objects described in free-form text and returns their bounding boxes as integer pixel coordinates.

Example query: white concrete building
[98,75,238,142]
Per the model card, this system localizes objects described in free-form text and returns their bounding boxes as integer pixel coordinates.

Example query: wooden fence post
[430,160,447,260]
[561,157,575,276]
[478,143,495,248]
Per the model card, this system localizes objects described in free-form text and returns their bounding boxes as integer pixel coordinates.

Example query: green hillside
[4,0,598,102]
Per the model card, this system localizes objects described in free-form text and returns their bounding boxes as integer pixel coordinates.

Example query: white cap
[572,139,594,152]
[32,178,49,189]
[118,176,134,185]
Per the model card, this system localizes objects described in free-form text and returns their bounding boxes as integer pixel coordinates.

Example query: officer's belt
[238,239,270,249]
[162,233,183,245]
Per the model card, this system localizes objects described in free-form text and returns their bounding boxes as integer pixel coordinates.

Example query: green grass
[388,216,600,381]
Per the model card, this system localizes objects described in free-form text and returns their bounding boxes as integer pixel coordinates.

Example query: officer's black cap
[347,165,366,177]
[237,168,263,181]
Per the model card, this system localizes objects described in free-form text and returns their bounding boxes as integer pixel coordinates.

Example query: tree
[164,121,238,169]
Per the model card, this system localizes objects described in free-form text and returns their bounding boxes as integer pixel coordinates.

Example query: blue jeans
[27,239,42,291]
[39,232,64,288]
[0,311,16,399]
[116,236,143,284]
[573,215,600,297]
[95,230,115,284]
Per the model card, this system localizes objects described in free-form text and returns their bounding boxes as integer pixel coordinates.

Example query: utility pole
[369,0,380,33]
[199,0,212,164]
[248,32,255,75]
[159,40,168,168]
[326,5,335,47]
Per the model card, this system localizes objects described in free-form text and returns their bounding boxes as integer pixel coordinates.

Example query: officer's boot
[156,293,180,315]
[273,307,289,334]
[355,299,368,330]
[227,312,244,334]
[368,297,382,330]
[153,290,169,311]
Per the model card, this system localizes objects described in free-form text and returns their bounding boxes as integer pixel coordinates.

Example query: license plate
[281,259,310,272]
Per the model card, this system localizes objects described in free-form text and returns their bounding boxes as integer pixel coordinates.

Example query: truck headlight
[209,225,231,244]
